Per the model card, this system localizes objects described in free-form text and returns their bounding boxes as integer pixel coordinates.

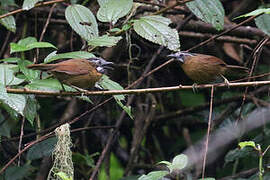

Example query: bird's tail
[27,64,56,71]
[226,65,249,77]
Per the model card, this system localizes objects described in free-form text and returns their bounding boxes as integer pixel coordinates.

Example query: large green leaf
[0,84,26,115]
[0,57,21,63]
[138,171,169,180]
[10,37,56,54]
[97,0,133,25]
[26,77,92,103]
[98,75,133,119]
[0,9,16,32]
[25,78,72,91]
[97,0,109,7]
[224,147,253,165]
[168,154,188,172]
[5,165,32,180]
[44,51,95,63]
[133,15,180,51]
[186,0,224,30]
[6,94,26,116]
[255,13,270,36]
[24,95,39,125]
[0,112,12,137]
[27,137,57,160]
[0,64,25,86]
[65,4,98,41]
[1,102,20,121]
[22,0,43,10]
[88,35,122,47]
[17,59,39,81]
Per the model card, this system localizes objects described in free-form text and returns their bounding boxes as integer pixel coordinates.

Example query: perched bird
[27,58,113,90]
[168,52,249,84]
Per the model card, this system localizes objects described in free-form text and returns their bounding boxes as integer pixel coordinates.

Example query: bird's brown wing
[196,54,226,66]
[50,59,95,75]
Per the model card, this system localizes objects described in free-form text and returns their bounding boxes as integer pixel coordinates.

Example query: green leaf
[26,42,56,49]
[158,161,171,166]
[97,0,133,25]
[0,112,12,137]
[97,0,109,6]
[22,0,43,10]
[168,154,188,172]
[18,59,39,80]
[44,51,95,63]
[239,141,256,149]
[236,8,270,19]
[0,10,16,32]
[98,75,125,101]
[1,102,20,121]
[115,99,133,119]
[186,0,224,30]
[27,137,57,160]
[0,64,25,86]
[0,84,26,115]
[110,28,121,32]
[138,171,169,180]
[198,178,215,180]
[18,36,37,46]
[255,13,270,36]
[5,165,32,180]
[133,15,180,51]
[25,79,73,92]
[78,95,93,104]
[24,95,39,125]
[0,57,21,63]
[10,37,56,54]
[98,75,133,119]
[5,94,26,116]
[65,4,99,41]
[224,147,253,165]
[88,35,122,47]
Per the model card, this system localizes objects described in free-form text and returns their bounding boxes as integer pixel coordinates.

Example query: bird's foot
[60,83,66,92]
[70,85,88,93]
[192,83,198,93]
[221,75,230,88]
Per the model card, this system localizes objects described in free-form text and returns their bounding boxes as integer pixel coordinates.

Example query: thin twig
[152,0,194,15]
[0,0,66,20]
[18,116,26,166]
[237,37,269,123]
[36,3,57,63]
[187,13,264,52]
[6,80,270,96]
[201,86,214,180]
[39,4,57,42]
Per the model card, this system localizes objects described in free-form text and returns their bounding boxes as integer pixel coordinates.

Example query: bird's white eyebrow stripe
[178,52,195,57]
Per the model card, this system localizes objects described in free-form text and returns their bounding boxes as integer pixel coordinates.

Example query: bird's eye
[179,54,183,59]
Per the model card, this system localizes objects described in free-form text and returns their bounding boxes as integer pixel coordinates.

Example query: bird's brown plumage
[27,58,111,89]
[168,52,249,84]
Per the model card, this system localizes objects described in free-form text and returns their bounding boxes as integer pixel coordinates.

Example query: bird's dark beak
[168,52,184,63]
[101,61,114,70]
[167,53,178,58]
